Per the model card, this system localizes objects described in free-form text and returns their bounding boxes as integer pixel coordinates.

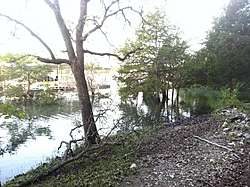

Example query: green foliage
[4,129,147,187]
[0,85,24,101]
[181,48,208,88]
[0,53,54,103]
[116,9,189,100]
[0,103,25,119]
[35,88,62,106]
[184,0,250,90]
[179,88,220,115]
[0,53,37,63]
[204,0,250,90]
[215,84,243,110]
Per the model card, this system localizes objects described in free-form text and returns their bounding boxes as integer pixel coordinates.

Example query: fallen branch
[14,139,122,187]
[14,113,144,187]
[193,135,241,159]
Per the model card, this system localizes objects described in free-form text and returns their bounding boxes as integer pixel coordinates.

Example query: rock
[222,109,230,113]
[236,132,243,137]
[209,158,216,165]
[222,121,228,128]
[228,142,235,146]
[244,122,249,128]
[223,128,230,132]
[169,174,175,178]
[130,163,137,169]
[229,114,244,122]
[243,133,250,140]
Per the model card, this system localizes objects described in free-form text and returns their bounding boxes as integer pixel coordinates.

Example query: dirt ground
[118,114,250,187]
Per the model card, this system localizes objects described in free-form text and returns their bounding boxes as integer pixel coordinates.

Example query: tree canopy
[0,0,145,145]
[116,10,189,102]
[189,0,250,90]
[0,53,55,103]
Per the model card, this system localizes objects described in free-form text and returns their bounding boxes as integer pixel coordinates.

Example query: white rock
[228,142,235,146]
[223,128,230,132]
[210,158,215,164]
[169,174,175,178]
[130,163,137,169]
[222,121,228,128]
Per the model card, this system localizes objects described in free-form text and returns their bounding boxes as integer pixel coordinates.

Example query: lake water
[1,86,249,185]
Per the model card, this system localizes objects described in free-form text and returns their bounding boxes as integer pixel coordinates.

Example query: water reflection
[0,99,83,184]
[179,89,220,116]
[0,119,52,155]
[21,100,81,119]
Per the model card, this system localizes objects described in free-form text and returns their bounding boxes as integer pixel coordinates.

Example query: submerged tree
[0,0,142,144]
[117,10,188,102]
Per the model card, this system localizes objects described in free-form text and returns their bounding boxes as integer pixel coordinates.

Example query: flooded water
[1,85,249,184]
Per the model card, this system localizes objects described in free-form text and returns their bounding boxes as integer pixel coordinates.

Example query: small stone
[244,122,249,128]
[223,128,230,132]
[228,142,235,146]
[130,163,137,169]
[236,132,243,137]
[243,133,250,140]
[229,114,243,122]
[169,174,175,178]
[210,158,216,164]
[222,121,228,128]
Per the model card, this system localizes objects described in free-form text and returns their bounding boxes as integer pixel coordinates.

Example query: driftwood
[193,135,240,159]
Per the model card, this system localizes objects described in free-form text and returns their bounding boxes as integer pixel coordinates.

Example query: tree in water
[117,10,189,103]
[0,0,142,145]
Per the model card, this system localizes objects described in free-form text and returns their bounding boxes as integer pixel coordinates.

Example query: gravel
[118,113,250,187]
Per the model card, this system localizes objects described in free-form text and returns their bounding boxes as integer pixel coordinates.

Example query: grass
[3,127,150,187]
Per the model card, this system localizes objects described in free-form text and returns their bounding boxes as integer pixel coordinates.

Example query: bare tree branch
[43,0,55,9]
[0,13,56,60]
[83,47,142,61]
[82,0,142,41]
[87,17,116,48]
[43,0,76,61]
[193,135,241,159]
[35,56,70,65]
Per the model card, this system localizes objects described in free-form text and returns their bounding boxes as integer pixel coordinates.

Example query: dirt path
[118,114,250,187]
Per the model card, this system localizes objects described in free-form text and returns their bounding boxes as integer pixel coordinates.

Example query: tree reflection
[0,118,52,156]
[118,89,221,131]
[179,88,220,116]
[118,93,169,131]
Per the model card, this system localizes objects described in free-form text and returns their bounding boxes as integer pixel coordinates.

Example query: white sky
[166,0,228,51]
[0,0,229,65]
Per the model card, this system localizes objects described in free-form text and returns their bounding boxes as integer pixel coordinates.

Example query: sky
[0,0,229,65]
[166,0,228,51]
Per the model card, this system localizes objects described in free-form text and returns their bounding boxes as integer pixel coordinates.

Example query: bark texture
[44,0,100,144]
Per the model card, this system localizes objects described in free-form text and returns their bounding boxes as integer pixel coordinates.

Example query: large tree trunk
[0,0,142,147]
[71,59,100,144]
